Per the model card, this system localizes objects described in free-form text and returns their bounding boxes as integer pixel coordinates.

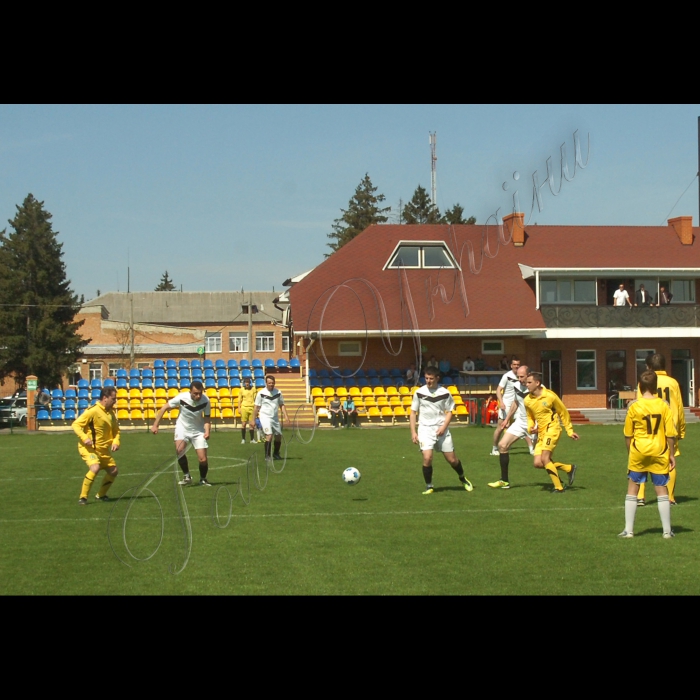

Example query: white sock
[657,494,672,534]
[624,495,638,533]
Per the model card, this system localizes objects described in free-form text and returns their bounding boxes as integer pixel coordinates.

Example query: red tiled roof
[289,222,700,334]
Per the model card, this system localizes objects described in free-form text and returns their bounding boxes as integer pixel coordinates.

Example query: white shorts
[418,426,454,453]
[174,429,208,450]
[260,416,282,437]
[499,400,513,422]
[506,415,529,439]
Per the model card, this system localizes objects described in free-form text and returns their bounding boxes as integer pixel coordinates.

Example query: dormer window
[385,242,458,270]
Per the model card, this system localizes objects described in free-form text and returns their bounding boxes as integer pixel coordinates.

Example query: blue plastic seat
[167,379,178,389]
[354,368,365,379]
[239,359,250,370]
[264,358,275,370]
[142,378,153,389]
[50,409,63,421]
[166,359,176,369]
[64,399,76,410]
[77,379,89,389]
[318,369,330,379]
[64,409,76,420]
[153,360,165,370]
[180,378,191,389]
[357,378,369,387]
[320,378,332,388]
[191,368,203,379]
[78,399,89,410]
[115,369,127,379]
[240,369,252,379]
[253,368,265,379]
[128,379,140,389]
[203,359,214,370]
[205,378,216,388]
[90,380,101,389]
[390,368,402,378]
[289,358,300,371]
[370,378,381,387]
[333,377,343,387]
[50,399,62,410]
[215,359,226,369]
[277,358,289,371]
[308,369,317,378]
[51,389,64,400]
[228,367,239,378]
[116,378,128,389]
[227,359,238,370]
[217,378,229,388]
[229,378,241,388]
[309,378,320,388]
[254,378,265,388]
[142,369,153,379]
[345,377,357,387]
[129,369,140,378]
[78,389,89,399]
[216,369,227,378]
[204,369,215,379]
[155,378,165,389]
[178,360,189,369]
[191,359,201,370]
[379,369,391,379]
[367,369,378,379]
[103,378,115,387]
[91,389,101,400]
[167,368,177,378]
[37,409,50,421]
[252,359,263,369]
[154,369,165,379]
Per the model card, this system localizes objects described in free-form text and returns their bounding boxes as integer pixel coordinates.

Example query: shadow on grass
[633,525,693,537]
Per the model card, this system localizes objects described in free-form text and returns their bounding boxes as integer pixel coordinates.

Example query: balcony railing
[540,305,700,328]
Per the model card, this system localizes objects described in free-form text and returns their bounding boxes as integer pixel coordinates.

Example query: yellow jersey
[525,387,574,437]
[636,370,685,440]
[238,387,257,408]
[72,402,120,452]
[624,397,676,472]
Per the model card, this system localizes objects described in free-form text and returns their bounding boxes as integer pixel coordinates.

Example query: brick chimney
[503,212,525,246]
[668,216,693,245]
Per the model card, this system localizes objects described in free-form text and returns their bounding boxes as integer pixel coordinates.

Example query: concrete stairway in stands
[273,374,315,428]
[568,410,590,425]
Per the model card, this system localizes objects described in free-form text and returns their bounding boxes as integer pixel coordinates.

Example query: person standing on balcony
[613,283,632,307]
[634,284,652,306]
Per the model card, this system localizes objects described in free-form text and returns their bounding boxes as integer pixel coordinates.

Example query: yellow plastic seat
[143,408,155,420]
[155,398,167,409]
[219,397,232,408]
[311,387,323,398]
[393,406,408,421]
[230,388,240,399]
[323,387,335,397]
[222,407,234,420]
[336,387,348,398]
[129,388,141,399]
[219,388,231,398]
[314,397,326,407]
[367,406,381,422]
[447,385,459,395]
[206,388,218,398]
[155,388,167,398]
[364,397,377,408]
[142,388,154,399]
[386,386,398,396]
[361,387,373,397]
[389,396,401,406]
[455,405,469,422]
[402,396,413,407]
[128,398,142,410]
[376,396,389,407]
[374,387,386,396]
[116,398,128,409]
[117,409,129,420]
[349,387,361,396]
[169,408,179,420]
[380,406,394,422]
[167,388,179,398]
[130,409,143,420]
[398,386,410,395]
[116,388,128,399]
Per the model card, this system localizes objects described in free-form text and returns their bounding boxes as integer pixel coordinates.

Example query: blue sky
[1,104,699,301]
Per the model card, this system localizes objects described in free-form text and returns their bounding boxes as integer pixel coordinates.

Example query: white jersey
[411,385,455,429]
[255,387,285,420]
[511,381,529,421]
[498,370,519,406]
[168,391,211,434]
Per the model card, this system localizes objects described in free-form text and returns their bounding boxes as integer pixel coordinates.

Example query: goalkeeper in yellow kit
[635,353,684,506]
[72,386,120,505]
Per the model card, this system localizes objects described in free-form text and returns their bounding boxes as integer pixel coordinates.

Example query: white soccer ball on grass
[342,467,361,485]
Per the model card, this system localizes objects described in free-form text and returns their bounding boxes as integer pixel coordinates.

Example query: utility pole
[129,294,135,368]
[429,132,437,207]
[248,293,253,365]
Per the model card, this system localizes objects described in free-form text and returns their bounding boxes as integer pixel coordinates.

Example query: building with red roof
[288,213,700,409]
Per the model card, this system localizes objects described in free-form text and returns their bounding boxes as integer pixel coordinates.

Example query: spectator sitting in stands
[406,363,419,386]
[634,284,652,306]
[474,357,486,371]
[499,356,509,370]
[327,395,343,428]
[343,395,359,428]
[439,357,451,375]
[656,286,673,305]
[484,394,499,424]
[462,356,475,372]
[426,355,439,371]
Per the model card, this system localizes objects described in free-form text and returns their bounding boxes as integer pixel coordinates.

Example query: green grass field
[1,422,698,595]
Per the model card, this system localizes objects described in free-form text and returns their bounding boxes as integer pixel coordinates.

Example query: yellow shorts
[240,406,255,423]
[78,446,116,470]
[534,424,561,456]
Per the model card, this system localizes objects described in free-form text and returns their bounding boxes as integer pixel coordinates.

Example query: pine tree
[155,270,176,291]
[0,194,87,388]
[326,174,391,255]
[442,203,476,225]
[402,185,442,224]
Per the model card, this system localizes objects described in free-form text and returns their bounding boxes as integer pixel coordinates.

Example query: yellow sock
[668,469,677,502]
[97,472,115,498]
[80,471,96,499]
[552,462,572,473]
[546,467,564,490]
[637,481,646,501]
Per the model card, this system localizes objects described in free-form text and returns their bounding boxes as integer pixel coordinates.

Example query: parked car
[0,395,28,426]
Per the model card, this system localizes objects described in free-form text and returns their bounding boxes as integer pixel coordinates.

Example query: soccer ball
[342,467,361,485]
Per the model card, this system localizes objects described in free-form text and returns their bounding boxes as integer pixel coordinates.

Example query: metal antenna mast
[429,132,437,206]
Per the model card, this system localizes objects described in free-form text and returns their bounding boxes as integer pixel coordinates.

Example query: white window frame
[282,335,290,353]
[384,241,460,270]
[338,341,362,356]
[256,332,275,352]
[670,279,695,303]
[89,363,103,380]
[576,350,597,390]
[108,363,124,377]
[206,333,222,354]
[229,332,249,353]
[482,340,504,355]
[540,277,596,304]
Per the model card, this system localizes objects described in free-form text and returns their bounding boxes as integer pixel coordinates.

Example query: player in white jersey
[490,357,534,456]
[151,380,212,486]
[410,366,473,495]
[253,375,291,461]
[489,364,532,489]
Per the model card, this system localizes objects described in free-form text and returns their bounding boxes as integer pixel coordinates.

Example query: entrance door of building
[671,350,694,407]
[541,350,562,396]
[606,350,627,392]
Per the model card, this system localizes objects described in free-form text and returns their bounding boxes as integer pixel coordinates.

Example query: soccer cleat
[273,453,282,460]
[241,439,246,444]
[617,531,634,538]
[250,439,258,444]
[460,477,473,492]
[78,497,88,505]
[568,464,578,487]
[199,479,212,486]
[488,480,510,489]
[670,500,677,506]
[637,499,645,507]
[551,488,565,494]
[95,494,110,502]
[490,447,499,456]
[178,474,192,485]
[662,531,675,539]
[422,487,434,495]
[529,447,535,455]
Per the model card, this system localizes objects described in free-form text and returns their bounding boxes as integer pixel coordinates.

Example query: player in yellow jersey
[635,353,684,506]
[238,377,258,444]
[619,370,676,539]
[524,372,580,493]
[72,386,120,505]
